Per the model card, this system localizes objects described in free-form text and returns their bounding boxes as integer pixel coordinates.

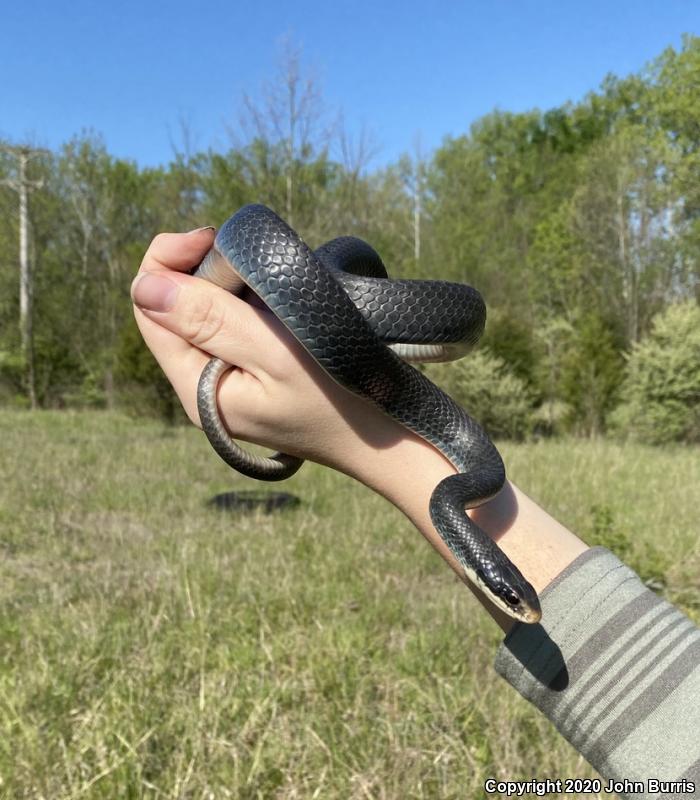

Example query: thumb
[131,269,258,363]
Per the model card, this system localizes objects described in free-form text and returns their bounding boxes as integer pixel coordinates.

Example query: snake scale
[193,204,541,624]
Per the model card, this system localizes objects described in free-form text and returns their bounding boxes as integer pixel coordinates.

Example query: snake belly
[193,204,541,624]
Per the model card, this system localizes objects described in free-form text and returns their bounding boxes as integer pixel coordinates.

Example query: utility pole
[1,144,48,409]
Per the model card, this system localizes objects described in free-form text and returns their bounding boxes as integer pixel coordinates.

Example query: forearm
[337,422,588,632]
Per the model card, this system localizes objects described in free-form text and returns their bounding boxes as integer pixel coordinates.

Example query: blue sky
[2,1,697,170]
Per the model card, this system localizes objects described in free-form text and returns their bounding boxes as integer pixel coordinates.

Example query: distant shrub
[610,301,700,444]
[481,309,538,391]
[559,312,625,437]
[532,399,573,438]
[587,503,668,591]
[425,349,535,440]
[60,370,108,410]
[0,349,27,407]
[531,313,624,437]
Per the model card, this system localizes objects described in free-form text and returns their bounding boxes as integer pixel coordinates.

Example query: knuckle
[151,232,170,248]
[185,294,227,349]
[146,232,171,259]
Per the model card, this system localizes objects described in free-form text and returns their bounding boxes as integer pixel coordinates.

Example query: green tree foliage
[114,317,187,423]
[653,35,700,276]
[611,302,700,444]
[427,106,590,305]
[426,350,535,440]
[480,308,538,391]
[559,312,625,436]
[1,37,698,443]
[568,125,679,342]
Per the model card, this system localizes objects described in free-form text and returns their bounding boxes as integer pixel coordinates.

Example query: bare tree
[58,135,151,408]
[167,112,201,164]
[331,116,380,229]
[399,134,427,264]
[233,38,330,226]
[337,117,379,181]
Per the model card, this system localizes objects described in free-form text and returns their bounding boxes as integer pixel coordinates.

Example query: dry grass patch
[0,410,697,798]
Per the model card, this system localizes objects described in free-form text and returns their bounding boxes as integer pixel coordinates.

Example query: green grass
[0,410,697,799]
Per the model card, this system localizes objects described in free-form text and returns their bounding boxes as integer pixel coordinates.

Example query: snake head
[475,565,542,624]
[498,583,542,624]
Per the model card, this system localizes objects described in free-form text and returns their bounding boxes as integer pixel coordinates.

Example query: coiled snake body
[194,204,541,623]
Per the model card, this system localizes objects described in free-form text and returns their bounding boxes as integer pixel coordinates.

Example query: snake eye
[503,589,521,607]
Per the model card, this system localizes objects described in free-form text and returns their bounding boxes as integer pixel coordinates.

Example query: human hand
[130,227,412,480]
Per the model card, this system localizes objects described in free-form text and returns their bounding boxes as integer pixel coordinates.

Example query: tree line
[1,37,698,443]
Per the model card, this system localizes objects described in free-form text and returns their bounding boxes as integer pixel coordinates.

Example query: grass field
[0,410,698,799]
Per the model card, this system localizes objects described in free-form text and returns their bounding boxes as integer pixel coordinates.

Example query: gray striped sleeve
[495,548,700,800]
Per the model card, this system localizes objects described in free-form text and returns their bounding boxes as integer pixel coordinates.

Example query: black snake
[193,204,541,624]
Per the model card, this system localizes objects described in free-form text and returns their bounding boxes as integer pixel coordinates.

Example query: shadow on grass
[206,490,301,514]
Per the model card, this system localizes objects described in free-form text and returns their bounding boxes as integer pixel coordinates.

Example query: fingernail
[131,273,180,312]
[186,226,216,235]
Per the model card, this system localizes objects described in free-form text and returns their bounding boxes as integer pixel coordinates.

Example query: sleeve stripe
[596,644,700,785]
[562,614,694,738]
[581,625,700,754]
[557,597,674,725]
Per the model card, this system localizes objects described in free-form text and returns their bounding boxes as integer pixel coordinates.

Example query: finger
[135,303,260,428]
[131,270,272,362]
[139,227,216,275]
[132,271,249,386]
